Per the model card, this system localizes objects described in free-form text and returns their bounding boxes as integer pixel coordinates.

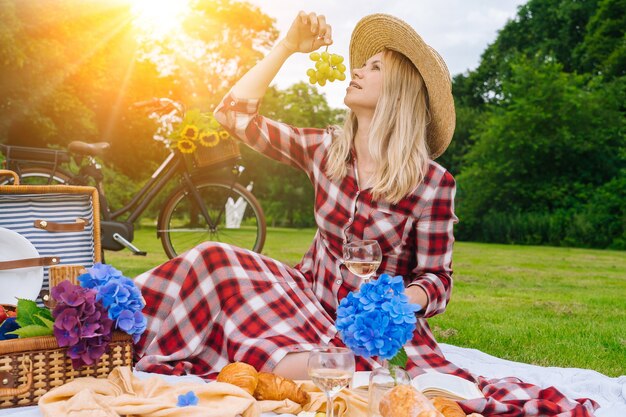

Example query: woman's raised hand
[281,11,333,54]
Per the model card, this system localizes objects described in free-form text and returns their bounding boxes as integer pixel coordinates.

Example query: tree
[573,0,626,78]
[456,54,624,241]
[0,0,137,148]
[0,0,278,179]
[439,73,486,175]
[469,0,600,104]
[445,0,625,247]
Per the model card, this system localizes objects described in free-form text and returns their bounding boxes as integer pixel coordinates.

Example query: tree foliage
[0,0,277,178]
[573,0,626,78]
[451,0,625,249]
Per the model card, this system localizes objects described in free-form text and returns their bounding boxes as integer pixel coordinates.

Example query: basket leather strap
[0,256,60,271]
[0,358,32,397]
[34,218,88,232]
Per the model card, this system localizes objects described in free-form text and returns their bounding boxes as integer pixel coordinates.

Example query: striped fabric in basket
[0,192,98,303]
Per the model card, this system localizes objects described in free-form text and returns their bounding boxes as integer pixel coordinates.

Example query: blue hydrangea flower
[336,274,421,360]
[177,391,199,407]
[76,263,147,341]
[79,263,123,289]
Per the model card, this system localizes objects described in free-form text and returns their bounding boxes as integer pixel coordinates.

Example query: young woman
[134,12,597,417]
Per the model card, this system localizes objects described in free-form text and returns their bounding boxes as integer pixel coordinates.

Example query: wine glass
[343,240,382,284]
[307,347,355,417]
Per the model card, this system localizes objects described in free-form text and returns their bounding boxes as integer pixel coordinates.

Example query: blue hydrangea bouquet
[336,274,421,368]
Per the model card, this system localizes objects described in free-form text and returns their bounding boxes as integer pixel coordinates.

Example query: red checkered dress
[133,93,598,417]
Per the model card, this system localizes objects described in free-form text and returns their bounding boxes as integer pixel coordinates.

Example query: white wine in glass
[343,239,382,283]
[307,347,355,417]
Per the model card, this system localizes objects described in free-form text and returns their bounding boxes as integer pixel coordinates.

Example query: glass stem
[326,393,334,417]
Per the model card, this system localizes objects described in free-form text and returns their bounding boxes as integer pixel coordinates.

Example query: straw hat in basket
[349,14,455,158]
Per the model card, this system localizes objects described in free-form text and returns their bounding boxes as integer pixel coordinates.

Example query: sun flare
[130,0,190,39]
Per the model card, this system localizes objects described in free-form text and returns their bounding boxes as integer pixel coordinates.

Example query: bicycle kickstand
[112,233,147,256]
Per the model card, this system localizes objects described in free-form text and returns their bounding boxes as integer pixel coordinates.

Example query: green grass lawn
[107,226,626,377]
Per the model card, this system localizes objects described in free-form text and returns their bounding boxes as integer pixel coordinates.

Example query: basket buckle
[0,371,15,389]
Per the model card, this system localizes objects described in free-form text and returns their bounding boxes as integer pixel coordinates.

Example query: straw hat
[349,14,455,158]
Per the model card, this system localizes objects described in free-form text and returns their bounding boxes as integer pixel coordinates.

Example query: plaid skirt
[133,242,598,417]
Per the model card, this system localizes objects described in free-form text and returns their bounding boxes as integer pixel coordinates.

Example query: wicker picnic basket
[0,170,102,303]
[0,332,133,408]
[0,170,134,408]
[191,136,240,169]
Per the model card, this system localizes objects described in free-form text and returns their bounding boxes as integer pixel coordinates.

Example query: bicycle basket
[189,137,240,169]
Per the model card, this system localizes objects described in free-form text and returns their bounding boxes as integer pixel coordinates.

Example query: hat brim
[349,14,455,159]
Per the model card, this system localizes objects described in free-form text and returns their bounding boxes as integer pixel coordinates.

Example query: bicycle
[0,98,266,259]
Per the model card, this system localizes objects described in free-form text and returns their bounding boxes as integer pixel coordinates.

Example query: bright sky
[246,0,526,108]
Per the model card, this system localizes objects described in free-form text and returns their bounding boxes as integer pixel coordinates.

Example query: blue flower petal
[177,391,199,407]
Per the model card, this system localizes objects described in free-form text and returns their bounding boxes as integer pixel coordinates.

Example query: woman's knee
[272,352,310,380]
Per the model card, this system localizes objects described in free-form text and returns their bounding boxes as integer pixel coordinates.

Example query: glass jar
[367,361,411,417]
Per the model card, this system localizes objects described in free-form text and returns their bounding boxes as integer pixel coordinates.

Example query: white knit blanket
[1,343,624,417]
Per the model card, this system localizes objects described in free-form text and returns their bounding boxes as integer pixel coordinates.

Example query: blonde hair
[326,49,431,204]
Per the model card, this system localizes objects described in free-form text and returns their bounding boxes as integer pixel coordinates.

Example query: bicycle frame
[97,151,232,232]
[102,152,180,223]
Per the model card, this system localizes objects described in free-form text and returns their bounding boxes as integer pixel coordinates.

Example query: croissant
[432,397,466,417]
[253,372,310,405]
[379,385,444,417]
[216,362,259,396]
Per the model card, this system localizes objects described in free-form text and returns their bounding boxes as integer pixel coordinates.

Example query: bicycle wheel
[0,167,71,185]
[158,177,266,258]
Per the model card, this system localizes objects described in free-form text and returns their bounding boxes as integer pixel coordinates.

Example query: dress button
[335,279,343,285]
[230,101,236,106]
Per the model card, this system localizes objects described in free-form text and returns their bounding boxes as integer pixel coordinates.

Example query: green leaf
[15,299,41,328]
[15,299,54,333]
[31,310,54,328]
[7,325,53,338]
[388,347,408,369]
[33,313,55,330]
[39,308,54,322]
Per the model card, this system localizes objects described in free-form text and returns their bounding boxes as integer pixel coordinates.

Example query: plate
[0,227,44,304]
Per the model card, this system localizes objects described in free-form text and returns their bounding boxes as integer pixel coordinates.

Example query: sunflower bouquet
[169,109,231,154]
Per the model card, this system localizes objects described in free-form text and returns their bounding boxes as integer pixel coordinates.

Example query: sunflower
[198,131,220,147]
[180,125,199,141]
[177,139,196,154]
[218,130,230,140]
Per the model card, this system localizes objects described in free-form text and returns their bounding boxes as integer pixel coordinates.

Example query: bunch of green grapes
[307,49,347,86]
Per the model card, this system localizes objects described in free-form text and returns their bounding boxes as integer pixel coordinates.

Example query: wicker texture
[46,265,86,309]
[0,332,132,408]
[49,265,84,288]
[193,137,240,168]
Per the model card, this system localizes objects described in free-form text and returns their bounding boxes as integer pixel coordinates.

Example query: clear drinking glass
[307,347,355,417]
[343,240,382,284]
